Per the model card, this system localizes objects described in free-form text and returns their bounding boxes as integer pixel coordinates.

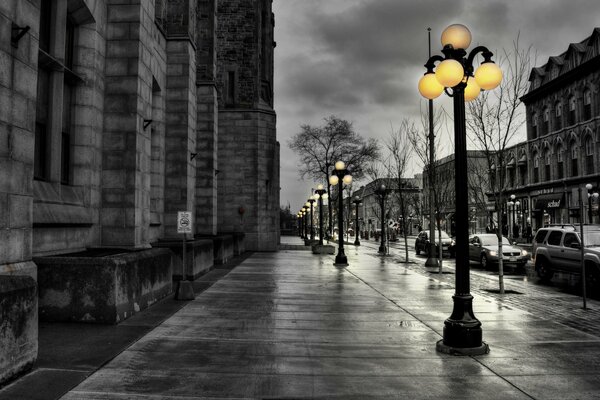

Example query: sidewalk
[4,244,600,399]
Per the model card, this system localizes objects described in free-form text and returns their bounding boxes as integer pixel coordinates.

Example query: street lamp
[586,183,599,224]
[302,206,309,240]
[375,184,388,254]
[508,196,515,240]
[329,161,352,266]
[307,197,316,242]
[315,184,327,245]
[352,196,362,246]
[515,200,521,238]
[419,23,502,355]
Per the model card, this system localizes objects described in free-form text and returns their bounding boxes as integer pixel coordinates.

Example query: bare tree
[288,115,380,236]
[466,35,534,294]
[408,105,450,272]
[385,120,415,263]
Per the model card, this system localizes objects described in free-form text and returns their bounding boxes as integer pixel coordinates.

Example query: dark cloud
[273,0,600,212]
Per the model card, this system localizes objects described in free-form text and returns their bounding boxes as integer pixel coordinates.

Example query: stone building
[516,27,600,230]
[354,177,422,238]
[422,151,490,235]
[0,0,278,384]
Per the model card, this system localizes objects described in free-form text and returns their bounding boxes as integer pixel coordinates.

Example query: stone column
[163,0,198,238]
[195,0,218,235]
[101,1,152,248]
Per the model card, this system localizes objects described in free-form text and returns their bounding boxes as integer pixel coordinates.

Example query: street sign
[177,211,193,234]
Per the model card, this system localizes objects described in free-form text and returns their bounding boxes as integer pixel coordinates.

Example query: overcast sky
[272,0,600,213]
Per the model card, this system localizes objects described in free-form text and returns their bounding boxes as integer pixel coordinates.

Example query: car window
[547,231,563,246]
[563,232,580,247]
[534,229,548,243]
[586,232,600,247]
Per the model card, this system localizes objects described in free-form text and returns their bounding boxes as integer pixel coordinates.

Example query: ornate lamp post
[315,184,327,245]
[418,24,502,355]
[302,206,309,240]
[308,198,316,242]
[515,200,521,238]
[352,196,362,246]
[508,195,515,240]
[375,184,388,254]
[586,183,599,223]
[329,161,352,266]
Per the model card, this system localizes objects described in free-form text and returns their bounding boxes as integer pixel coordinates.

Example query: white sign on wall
[177,211,193,234]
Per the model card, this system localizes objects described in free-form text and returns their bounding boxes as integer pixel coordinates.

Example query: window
[556,144,564,179]
[34,1,81,185]
[585,136,594,174]
[555,101,562,130]
[543,107,550,135]
[563,232,580,248]
[570,141,578,177]
[533,152,539,183]
[547,231,563,246]
[531,113,538,138]
[568,95,576,125]
[584,90,592,120]
[534,229,548,243]
[544,149,551,181]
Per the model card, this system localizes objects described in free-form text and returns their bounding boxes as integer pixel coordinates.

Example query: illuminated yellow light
[474,62,502,90]
[329,175,339,186]
[441,24,472,50]
[464,77,481,101]
[342,175,353,185]
[435,59,464,88]
[418,73,444,99]
[335,161,345,170]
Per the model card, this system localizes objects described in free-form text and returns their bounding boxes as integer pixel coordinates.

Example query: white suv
[532,225,600,288]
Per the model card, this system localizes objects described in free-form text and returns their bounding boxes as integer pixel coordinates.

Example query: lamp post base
[334,254,348,266]
[354,239,360,246]
[378,245,387,254]
[436,294,488,355]
[436,339,489,356]
[425,256,438,267]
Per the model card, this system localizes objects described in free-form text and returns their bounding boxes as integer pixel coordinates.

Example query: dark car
[415,230,455,257]
[468,234,529,269]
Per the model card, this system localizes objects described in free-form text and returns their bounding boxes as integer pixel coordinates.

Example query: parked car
[468,234,528,270]
[532,225,600,285]
[415,230,455,257]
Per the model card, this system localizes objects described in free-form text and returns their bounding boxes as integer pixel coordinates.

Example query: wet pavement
[3,236,600,399]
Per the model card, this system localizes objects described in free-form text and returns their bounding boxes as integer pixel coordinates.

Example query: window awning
[507,158,516,169]
[517,154,527,166]
[534,193,563,210]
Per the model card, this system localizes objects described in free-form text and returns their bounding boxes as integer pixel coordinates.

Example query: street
[359,235,600,335]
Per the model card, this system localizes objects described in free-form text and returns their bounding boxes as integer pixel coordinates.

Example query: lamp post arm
[424,55,445,73]
[465,46,494,74]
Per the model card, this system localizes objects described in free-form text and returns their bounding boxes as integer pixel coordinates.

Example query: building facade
[517,28,600,231]
[0,0,278,383]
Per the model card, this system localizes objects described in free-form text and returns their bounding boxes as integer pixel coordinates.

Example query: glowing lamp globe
[305,202,310,208]
[441,24,472,50]
[343,174,353,185]
[335,161,345,170]
[317,184,324,190]
[418,73,444,99]
[474,62,502,90]
[464,77,481,101]
[329,175,339,186]
[435,59,464,88]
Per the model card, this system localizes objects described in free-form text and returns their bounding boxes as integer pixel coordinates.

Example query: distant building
[354,176,422,237]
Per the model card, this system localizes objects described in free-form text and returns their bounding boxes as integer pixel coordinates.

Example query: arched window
[585,135,594,174]
[556,143,564,179]
[570,140,579,177]
[568,95,576,125]
[584,89,592,120]
[544,148,551,181]
[533,151,539,183]
[543,107,550,135]
[554,101,562,130]
[531,112,538,138]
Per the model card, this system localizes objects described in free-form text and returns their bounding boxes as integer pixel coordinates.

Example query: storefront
[532,193,564,229]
